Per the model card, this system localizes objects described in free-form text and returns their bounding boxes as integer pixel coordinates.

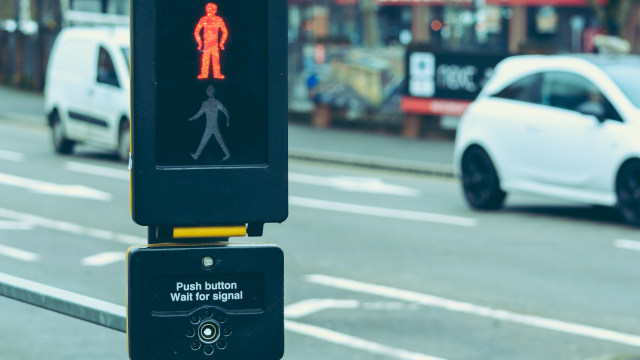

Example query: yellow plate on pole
[173,226,246,239]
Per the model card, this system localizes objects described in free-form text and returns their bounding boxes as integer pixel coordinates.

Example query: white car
[453,55,640,225]
[44,27,130,161]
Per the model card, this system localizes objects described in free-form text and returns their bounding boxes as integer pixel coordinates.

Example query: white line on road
[0,149,25,162]
[614,239,640,252]
[306,274,640,348]
[61,163,470,227]
[81,252,126,266]
[64,162,421,199]
[0,244,39,262]
[65,161,129,180]
[285,298,359,319]
[290,172,422,197]
[290,196,478,227]
[0,208,145,245]
[64,162,422,199]
[0,220,33,230]
[285,319,447,360]
[285,298,418,320]
[0,172,112,201]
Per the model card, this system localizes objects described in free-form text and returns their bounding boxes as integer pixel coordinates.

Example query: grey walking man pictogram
[188,85,231,161]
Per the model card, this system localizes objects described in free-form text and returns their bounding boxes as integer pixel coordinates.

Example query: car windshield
[122,46,130,73]
[601,63,640,108]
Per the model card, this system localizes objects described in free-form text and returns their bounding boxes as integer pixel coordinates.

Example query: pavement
[0,85,455,177]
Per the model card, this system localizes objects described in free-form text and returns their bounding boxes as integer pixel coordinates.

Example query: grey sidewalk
[0,85,455,176]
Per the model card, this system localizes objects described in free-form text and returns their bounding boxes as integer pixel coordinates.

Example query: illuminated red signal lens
[194,3,228,80]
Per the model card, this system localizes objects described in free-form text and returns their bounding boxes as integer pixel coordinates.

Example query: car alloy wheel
[461,146,506,210]
[616,161,640,226]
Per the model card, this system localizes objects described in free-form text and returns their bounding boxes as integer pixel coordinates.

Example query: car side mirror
[577,101,606,123]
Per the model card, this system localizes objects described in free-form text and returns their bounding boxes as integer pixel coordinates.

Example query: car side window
[542,72,622,121]
[492,73,542,104]
[97,46,120,87]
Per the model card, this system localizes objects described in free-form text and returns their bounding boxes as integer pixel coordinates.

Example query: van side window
[97,47,120,87]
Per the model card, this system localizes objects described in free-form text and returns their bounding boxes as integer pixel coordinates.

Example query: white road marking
[285,319,447,360]
[81,252,126,266]
[285,298,359,319]
[0,220,33,230]
[306,274,640,348]
[0,208,145,245]
[614,239,640,252]
[285,298,418,319]
[361,301,420,311]
[65,161,129,180]
[62,163,467,230]
[0,244,39,262]
[290,196,478,227]
[0,149,25,162]
[65,163,421,198]
[290,172,422,197]
[0,172,112,201]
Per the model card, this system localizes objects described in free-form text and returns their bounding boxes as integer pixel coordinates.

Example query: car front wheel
[118,120,130,163]
[616,161,640,226]
[460,146,506,210]
[51,112,75,155]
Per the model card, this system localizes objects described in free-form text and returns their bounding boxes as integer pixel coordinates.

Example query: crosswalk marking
[615,239,640,252]
[0,220,33,230]
[290,196,478,227]
[285,320,447,360]
[0,207,145,245]
[0,172,112,201]
[0,149,25,162]
[0,244,39,262]
[65,161,129,180]
[306,274,640,348]
[289,172,422,197]
[81,252,126,267]
[285,298,359,319]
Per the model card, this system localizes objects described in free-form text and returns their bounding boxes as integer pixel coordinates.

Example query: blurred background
[2,1,640,359]
[1,0,637,137]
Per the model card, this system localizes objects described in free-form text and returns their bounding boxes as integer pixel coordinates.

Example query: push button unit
[199,321,220,344]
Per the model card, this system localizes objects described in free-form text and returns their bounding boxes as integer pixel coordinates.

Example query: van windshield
[122,47,130,73]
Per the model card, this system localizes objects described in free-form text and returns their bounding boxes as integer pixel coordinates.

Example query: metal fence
[0,271,125,333]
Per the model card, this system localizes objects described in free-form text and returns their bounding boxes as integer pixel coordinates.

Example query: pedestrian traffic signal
[130,0,287,228]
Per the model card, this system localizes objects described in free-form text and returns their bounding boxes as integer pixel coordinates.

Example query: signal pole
[128,1,288,359]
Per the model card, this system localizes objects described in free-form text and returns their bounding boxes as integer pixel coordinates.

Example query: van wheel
[118,119,130,163]
[461,146,506,210]
[51,112,75,155]
[616,161,640,226]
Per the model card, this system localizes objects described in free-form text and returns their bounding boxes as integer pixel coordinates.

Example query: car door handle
[526,125,541,132]
[87,88,95,97]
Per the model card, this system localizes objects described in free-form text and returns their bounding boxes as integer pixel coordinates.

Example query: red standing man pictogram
[194,3,228,80]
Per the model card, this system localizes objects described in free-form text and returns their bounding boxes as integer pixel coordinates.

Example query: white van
[44,27,130,161]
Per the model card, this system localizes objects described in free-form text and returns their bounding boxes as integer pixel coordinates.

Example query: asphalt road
[0,117,639,360]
